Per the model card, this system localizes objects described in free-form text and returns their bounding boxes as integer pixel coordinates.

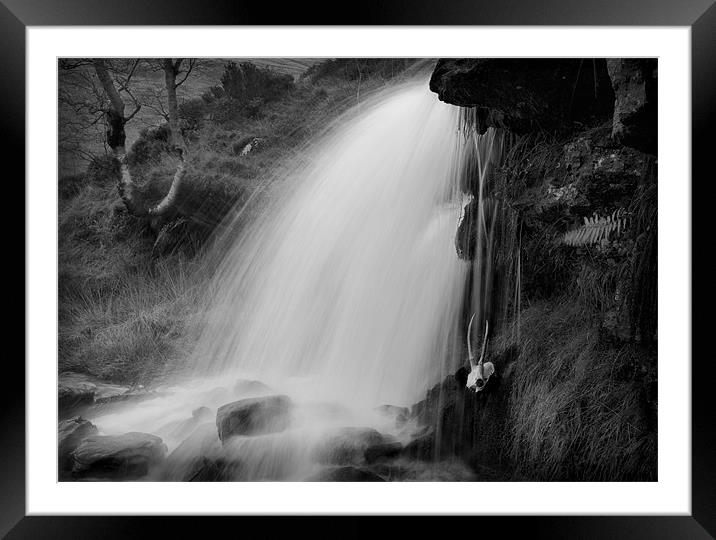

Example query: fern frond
[562,209,628,247]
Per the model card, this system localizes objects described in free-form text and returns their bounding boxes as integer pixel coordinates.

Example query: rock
[364,442,403,464]
[216,395,292,442]
[155,407,215,448]
[429,59,614,134]
[606,59,657,154]
[375,405,409,427]
[312,427,385,465]
[233,379,271,397]
[58,417,98,473]
[302,401,353,422]
[185,458,240,481]
[401,430,436,462]
[71,432,167,479]
[192,406,212,421]
[58,376,95,413]
[58,372,131,416]
[556,132,648,216]
[238,137,266,156]
[364,462,410,481]
[405,347,518,468]
[161,423,225,481]
[307,466,385,482]
[455,197,505,261]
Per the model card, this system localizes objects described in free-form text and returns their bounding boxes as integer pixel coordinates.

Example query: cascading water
[86,80,480,481]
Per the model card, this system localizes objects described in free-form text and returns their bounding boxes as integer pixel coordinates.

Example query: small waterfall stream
[85,81,494,481]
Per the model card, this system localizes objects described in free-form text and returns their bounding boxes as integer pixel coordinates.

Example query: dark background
[4,0,711,537]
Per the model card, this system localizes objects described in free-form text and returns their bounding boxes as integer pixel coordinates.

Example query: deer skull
[466,314,495,393]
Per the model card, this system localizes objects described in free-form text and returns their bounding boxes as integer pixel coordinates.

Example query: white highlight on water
[88,81,473,480]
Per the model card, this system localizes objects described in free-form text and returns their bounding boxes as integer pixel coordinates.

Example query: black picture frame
[6,1,710,537]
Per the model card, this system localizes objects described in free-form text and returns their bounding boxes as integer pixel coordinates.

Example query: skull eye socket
[475,379,485,388]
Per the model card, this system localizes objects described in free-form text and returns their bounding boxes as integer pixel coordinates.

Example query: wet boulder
[307,466,385,482]
[216,395,292,442]
[58,372,132,416]
[364,441,403,464]
[71,432,167,480]
[160,423,225,481]
[312,427,385,465]
[155,406,214,444]
[401,430,437,462]
[58,373,99,413]
[58,417,98,474]
[375,404,410,427]
[233,379,271,397]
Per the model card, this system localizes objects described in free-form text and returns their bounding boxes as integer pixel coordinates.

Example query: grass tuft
[493,300,656,481]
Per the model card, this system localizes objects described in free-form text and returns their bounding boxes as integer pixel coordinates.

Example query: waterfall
[85,80,482,480]
[191,81,470,409]
[456,113,520,351]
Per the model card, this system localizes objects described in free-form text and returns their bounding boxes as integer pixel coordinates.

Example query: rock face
[606,59,657,154]
[430,59,614,134]
[71,432,167,479]
[216,395,292,442]
[430,58,656,156]
[425,57,658,480]
[403,346,519,473]
[58,417,98,474]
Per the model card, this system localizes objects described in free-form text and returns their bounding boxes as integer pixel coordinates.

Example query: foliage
[220,61,295,105]
[303,58,414,82]
[562,209,628,247]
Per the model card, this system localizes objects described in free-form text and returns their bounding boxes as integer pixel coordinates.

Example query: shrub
[85,154,121,186]
[201,85,225,104]
[303,59,414,82]
[125,125,173,172]
[220,61,294,105]
[58,173,87,200]
[178,97,209,130]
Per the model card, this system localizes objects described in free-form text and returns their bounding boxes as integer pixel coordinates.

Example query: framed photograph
[8,0,710,536]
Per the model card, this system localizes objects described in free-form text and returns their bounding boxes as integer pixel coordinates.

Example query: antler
[467,313,476,368]
[478,320,489,366]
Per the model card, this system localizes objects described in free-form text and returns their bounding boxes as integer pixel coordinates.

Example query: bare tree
[89,58,197,217]
[58,59,135,171]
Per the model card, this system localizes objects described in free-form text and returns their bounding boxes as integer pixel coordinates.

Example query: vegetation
[562,209,628,247]
[490,300,656,481]
[457,110,658,480]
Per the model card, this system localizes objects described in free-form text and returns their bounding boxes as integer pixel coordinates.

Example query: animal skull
[466,360,495,392]
[465,314,496,393]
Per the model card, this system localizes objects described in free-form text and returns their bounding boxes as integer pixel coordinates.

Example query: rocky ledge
[430,58,656,154]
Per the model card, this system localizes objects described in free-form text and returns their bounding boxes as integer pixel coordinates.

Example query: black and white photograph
[56,57,658,483]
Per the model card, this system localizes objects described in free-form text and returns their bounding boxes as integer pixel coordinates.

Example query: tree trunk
[163,59,180,148]
[92,58,188,218]
[93,59,127,155]
[149,59,188,216]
